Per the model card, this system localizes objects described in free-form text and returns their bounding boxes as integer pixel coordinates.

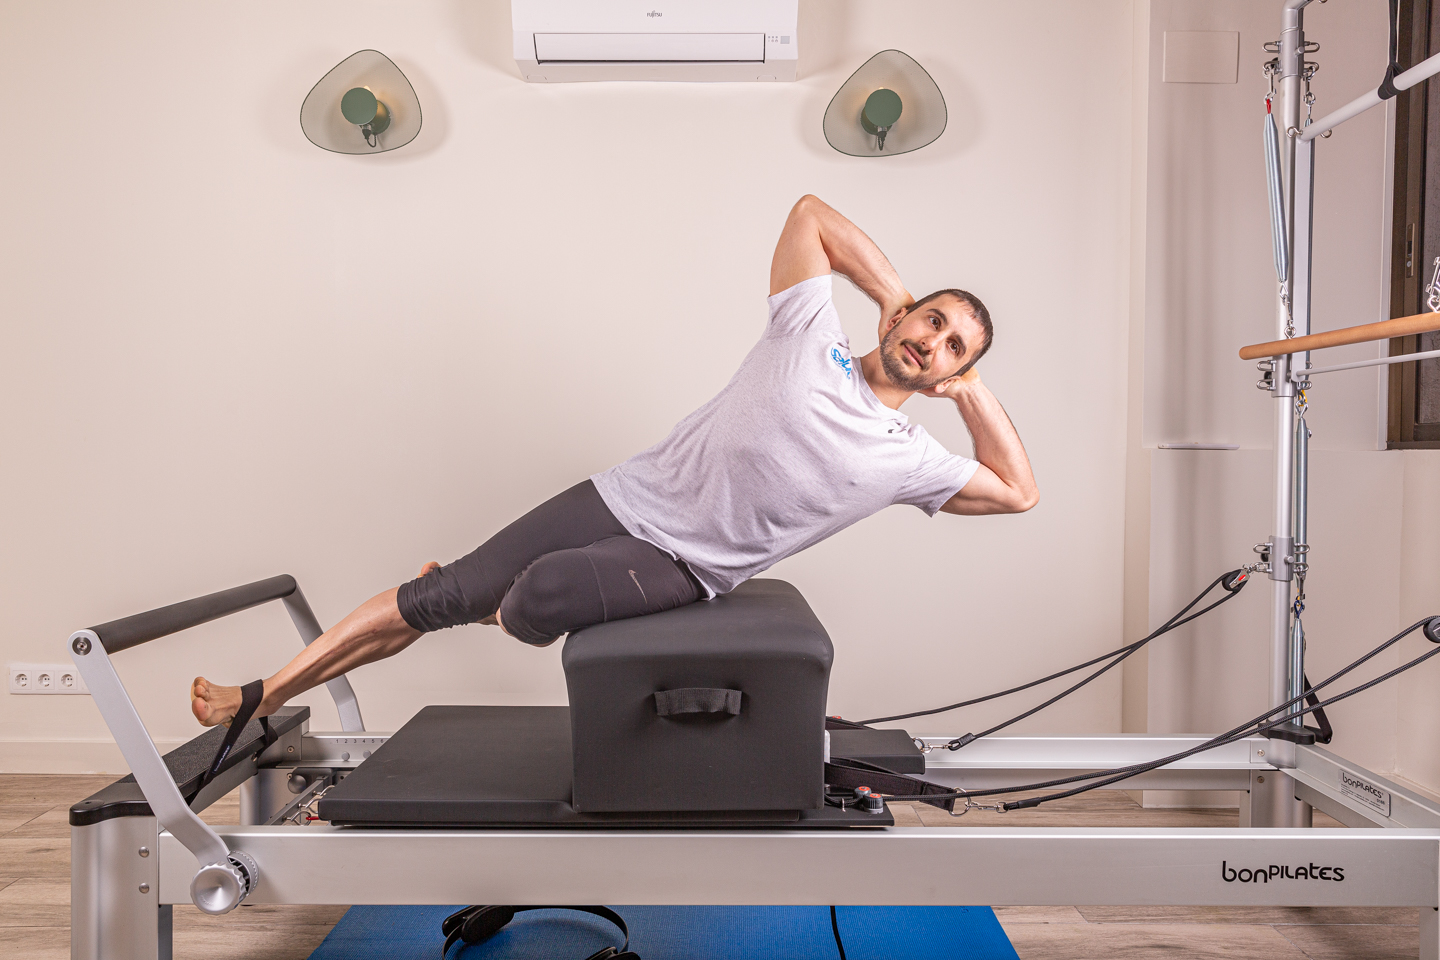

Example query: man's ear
[883,305,908,332]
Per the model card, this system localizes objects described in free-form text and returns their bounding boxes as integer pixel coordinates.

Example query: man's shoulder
[766,275,841,340]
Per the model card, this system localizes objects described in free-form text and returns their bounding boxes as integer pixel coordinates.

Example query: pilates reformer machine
[65,3,1440,958]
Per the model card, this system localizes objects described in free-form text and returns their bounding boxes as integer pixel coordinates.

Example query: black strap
[1302,673,1334,744]
[188,680,274,805]
[825,757,957,813]
[654,688,741,717]
[1379,0,1402,99]
[442,905,638,959]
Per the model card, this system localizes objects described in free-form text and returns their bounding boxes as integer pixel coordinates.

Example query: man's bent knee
[499,551,602,646]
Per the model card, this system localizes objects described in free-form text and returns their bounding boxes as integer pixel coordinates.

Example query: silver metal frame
[69,723,1440,960]
[67,4,1440,958]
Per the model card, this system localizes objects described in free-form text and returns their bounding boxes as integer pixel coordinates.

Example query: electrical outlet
[9,663,89,695]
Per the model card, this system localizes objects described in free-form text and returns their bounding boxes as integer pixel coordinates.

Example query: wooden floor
[3,775,1419,959]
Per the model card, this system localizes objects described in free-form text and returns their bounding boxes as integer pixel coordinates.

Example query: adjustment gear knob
[190,851,259,915]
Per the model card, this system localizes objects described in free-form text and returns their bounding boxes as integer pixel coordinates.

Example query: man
[191,195,1038,727]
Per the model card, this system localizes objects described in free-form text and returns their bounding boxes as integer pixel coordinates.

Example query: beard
[879,326,958,392]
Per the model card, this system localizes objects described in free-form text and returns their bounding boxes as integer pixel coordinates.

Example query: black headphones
[441,904,640,960]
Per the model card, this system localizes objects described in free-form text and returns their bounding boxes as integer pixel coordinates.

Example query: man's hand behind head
[919,366,982,400]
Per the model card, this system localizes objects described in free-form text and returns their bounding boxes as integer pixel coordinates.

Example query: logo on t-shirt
[830,347,853,379]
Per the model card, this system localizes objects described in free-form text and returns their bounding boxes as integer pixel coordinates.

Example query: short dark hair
[908,288,993,377]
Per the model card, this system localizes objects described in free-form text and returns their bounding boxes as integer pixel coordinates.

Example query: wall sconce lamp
[301,50,422,155]
[824,50,946,157]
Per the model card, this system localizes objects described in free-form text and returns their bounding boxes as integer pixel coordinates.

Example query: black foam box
[562,579,833,813]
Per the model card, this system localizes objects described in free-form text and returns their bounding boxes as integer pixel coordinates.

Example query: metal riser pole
[1262,5,1312,825]
[71,817,170,960]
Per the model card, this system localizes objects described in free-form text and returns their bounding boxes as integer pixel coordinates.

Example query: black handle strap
[442,904,638,959]
[1379,0,1402,99]
[1302,673,1334,744]
[654,688,741,717]
[187,680,274,805]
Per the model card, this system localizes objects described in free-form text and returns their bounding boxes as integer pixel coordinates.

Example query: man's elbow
[1003,487,1040,514]
[792,194,828,219]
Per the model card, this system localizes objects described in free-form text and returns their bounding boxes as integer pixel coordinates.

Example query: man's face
[878,295,984,392]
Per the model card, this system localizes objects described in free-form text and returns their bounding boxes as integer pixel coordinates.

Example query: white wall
[1398,452,1440,790]
[0,1,1137,769]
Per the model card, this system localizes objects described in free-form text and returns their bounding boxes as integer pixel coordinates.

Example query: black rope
[872,616,1440,809]
[859,570,1248,747]
[1002,640,1440,811]
[947,573,1246,748]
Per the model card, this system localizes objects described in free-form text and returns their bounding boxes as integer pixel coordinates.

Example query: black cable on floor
[829,905,847,960]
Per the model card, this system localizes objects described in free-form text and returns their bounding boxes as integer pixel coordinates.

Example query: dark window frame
[1387,0,1440,446]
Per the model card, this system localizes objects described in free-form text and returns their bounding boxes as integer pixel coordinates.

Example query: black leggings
[396,481,702,645]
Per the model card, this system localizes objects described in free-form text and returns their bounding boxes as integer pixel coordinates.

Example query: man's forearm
[803,196,911,313]
[953,380,1037,505]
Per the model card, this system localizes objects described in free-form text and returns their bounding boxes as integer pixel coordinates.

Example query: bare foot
[191,677,243,727]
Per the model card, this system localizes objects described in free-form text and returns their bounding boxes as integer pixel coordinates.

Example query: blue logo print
[830,347,853,379]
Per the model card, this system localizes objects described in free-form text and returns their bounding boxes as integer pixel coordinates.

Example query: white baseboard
[0,739,187,775]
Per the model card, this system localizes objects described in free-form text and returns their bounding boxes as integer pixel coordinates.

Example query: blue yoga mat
[309,904,1018,960]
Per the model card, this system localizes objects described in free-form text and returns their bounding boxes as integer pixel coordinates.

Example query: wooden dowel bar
[1239,311,1440,360]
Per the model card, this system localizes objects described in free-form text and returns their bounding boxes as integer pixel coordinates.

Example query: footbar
[68,575,367,914]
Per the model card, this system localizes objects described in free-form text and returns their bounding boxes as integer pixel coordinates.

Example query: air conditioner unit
[513,0,798,83]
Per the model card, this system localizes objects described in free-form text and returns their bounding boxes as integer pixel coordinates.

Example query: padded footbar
[69,706,309,826]
[90,574,299,654]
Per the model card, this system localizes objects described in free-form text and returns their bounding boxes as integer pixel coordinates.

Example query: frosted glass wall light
[824,50,946,157]
[301,50,422,155]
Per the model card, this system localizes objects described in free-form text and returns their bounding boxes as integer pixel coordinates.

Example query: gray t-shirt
[592,275,978,597]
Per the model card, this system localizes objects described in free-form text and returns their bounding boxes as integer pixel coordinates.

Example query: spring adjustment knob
[189,851,259,916]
